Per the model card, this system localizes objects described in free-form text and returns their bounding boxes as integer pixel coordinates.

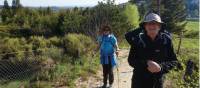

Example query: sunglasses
[104,28,110,31]
[104,30,110,31]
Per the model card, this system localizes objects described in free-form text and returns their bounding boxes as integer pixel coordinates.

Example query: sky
[0,0,129,7]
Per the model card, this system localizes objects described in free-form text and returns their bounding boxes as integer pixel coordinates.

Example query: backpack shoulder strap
[109,34,115,47]
[138,31,146,48]
[160,32,172,45]
[99,35,115,47]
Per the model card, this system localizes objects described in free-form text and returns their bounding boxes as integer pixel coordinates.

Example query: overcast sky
[0,0,129,7]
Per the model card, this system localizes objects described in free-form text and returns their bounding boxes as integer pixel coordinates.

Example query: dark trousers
[131,73,164,88]
[102,56,114,85]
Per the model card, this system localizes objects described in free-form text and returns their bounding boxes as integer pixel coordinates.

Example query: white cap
[143,13,163,23]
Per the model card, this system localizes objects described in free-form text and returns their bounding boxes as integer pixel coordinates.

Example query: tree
[160,0,187,33]
[91,0,132,39]
[55,12,65,36]
[12,0,22,9]
[124,3,140,28]
[3,0,9,9]
[130,0,187,33]
[46,7,52,15]
[12,0,22,15]
[129,0,149,20]
[186,0,199,18]
[61,10,86,34]
[1,0,11,23]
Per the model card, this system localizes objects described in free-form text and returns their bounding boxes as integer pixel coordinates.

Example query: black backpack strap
[160,32,172,45]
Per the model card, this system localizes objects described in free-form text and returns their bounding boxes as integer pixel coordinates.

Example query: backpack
[138,30,172,48]
[99,35,115,54]
[125,28,172,48]
[126,29,172,67]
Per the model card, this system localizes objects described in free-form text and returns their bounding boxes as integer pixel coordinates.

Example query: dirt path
[75,49,133,88]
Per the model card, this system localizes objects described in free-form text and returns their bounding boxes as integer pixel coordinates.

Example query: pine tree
[12,0,22,9]
[146,0,187,33]
[130,0,187,33]
[12,0,16,8]
[55,13,65,36]
[160,0,187,33]
[1,0,11,23]
[3,0,9,9]
[16,0,21,7]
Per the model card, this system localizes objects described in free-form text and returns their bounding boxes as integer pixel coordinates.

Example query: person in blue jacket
[125,13,178,88]
[97,24,119,88]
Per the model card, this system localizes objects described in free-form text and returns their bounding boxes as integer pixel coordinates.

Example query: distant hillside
[0,5,3,9]
[186,0,199,18]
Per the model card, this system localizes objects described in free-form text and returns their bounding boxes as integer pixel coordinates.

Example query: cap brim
[143,20,164,23]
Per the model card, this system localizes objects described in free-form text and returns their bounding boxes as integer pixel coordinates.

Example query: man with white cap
[125,13,178,88]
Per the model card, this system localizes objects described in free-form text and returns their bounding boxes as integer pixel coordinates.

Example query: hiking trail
[75,49,133,88]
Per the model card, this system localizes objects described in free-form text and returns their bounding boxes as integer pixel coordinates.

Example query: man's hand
[147,60,161,73]
[115,51,119,57]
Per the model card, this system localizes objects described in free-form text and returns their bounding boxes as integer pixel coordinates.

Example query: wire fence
[0,27,198,87]
[0,47,61,84]
[0,45,98,88]
[0,53,41,83]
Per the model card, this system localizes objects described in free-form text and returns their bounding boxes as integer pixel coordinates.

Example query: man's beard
[147,28,160,38]
[148,28,160,34]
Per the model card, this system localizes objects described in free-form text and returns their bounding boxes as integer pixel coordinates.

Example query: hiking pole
[116,52,120,88]
[116,65,120,88]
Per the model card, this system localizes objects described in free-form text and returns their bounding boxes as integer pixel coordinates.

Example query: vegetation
[0,0,138,87]
[0,0,198,88]
[164,21,199,88]
[184,20,199,38]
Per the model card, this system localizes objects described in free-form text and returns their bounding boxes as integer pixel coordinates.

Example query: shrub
[48,37,62,47]
[62,33,96,58]
[0,37,28,61]
[43,47,64,62]
[27,36,50,56]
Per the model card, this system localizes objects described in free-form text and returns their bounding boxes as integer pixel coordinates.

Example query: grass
[185,20,199,31]
[184,20,199,38]
[165,32,199,88]
[168,20,199,88]
[0,81,27,88]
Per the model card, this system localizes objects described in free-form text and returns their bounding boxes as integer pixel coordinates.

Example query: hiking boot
[101,84,107,88]
[109,83,113,88]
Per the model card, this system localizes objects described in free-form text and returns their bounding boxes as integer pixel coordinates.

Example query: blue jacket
[98,34,118,67]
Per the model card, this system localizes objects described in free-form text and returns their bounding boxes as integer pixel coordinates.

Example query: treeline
[0,0,137,40]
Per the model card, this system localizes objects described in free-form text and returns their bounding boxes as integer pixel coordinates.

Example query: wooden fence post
[177,31,183,55]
